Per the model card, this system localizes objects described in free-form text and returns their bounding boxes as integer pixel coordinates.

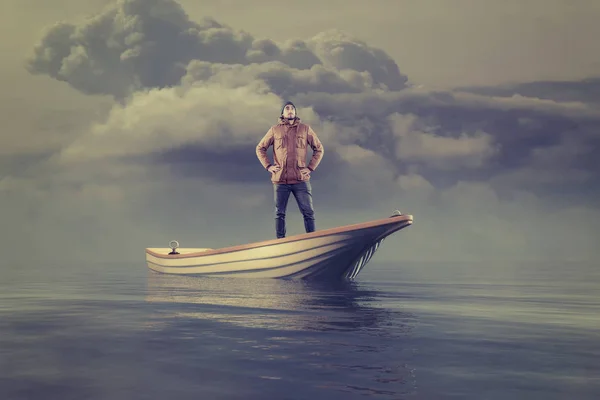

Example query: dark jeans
[274,182,315,238]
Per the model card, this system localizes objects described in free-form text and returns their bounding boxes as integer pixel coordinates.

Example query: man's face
[283,104,296,119]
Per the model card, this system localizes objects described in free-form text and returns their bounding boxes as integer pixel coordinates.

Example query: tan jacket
[256,117,324,184]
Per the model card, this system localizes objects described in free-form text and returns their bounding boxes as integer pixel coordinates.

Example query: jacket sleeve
[256,127,274,170]
[306,126,324,171]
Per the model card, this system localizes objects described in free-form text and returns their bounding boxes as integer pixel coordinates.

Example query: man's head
[281,101,296,121]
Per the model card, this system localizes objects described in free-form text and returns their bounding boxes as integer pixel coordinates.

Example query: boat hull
[145,214,413,280]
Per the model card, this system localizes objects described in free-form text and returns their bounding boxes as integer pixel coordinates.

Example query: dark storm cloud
[26,0,253,99]
[150,142,267,183]
[456,77,600,104]
[306,30,409,91]
[181,60,381,97]
[26,0,408,100]
[52,70,600,204]
[289,88,600,195]
[26,0,599,205]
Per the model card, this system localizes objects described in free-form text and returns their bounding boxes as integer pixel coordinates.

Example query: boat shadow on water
[144,270,415,335]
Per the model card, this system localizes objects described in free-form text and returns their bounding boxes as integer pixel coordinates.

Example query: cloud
[389,113,499,170]
[8,0,600,265]
[26,0,253,99]
[26,0,408,100]
[456,77,600,104]
[306,30,408,91]
[295,88,600,195]
[181,60,382,97]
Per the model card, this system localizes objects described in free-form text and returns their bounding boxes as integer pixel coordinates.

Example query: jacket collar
[277,116,301,126]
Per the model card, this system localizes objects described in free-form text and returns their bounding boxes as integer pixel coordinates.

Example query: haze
[1,0,599,265]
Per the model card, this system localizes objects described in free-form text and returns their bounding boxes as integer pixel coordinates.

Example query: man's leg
[292,182,315,233]
[274,184,291,238]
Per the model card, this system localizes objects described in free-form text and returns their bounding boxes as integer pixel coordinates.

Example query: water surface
[1,260,598,399]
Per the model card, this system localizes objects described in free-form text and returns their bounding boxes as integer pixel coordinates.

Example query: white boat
[145,211,413,280]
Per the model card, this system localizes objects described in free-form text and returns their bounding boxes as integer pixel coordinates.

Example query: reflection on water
[141,271,418,398]
[145,271,414,334]
[0,265,419,399]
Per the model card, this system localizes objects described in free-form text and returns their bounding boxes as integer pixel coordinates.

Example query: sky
[1,0,599,266]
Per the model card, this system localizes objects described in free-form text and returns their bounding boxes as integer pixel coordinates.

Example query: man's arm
[306,126,324,171]
[256,127,274,170]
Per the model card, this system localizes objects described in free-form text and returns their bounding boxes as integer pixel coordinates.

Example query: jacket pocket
[272,169,283,182]
[275,136,284,149]
[297,160,308,181]
[296,135,306,149]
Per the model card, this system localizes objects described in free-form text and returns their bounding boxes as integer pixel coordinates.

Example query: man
[256,101,324,239]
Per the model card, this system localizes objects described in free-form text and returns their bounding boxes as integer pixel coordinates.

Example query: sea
[1,260,598,399]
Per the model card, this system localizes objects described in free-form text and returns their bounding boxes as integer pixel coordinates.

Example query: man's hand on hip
[300,168,311,179]
[268,165,281,173]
